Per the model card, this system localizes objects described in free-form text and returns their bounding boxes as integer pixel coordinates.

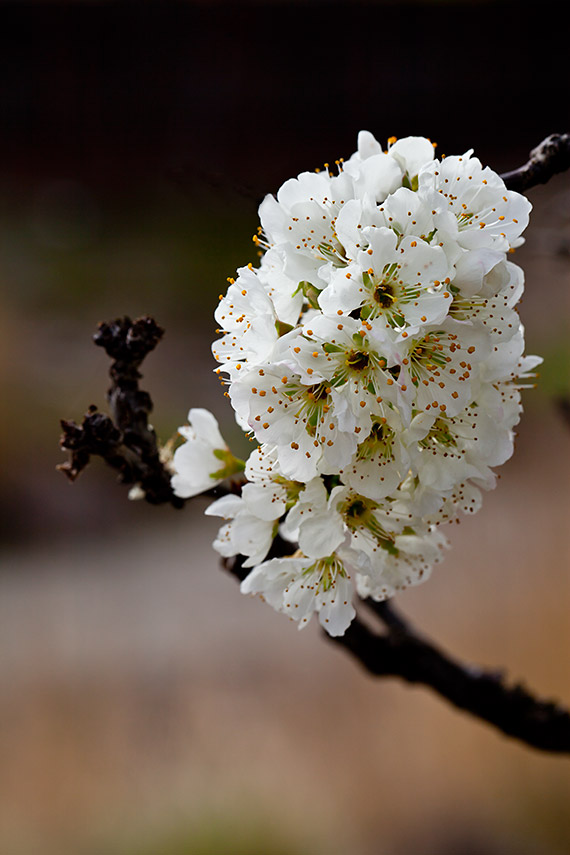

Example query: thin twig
[501,133,570,192]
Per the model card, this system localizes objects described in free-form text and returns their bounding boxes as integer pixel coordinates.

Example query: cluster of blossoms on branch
[171,132,540,636]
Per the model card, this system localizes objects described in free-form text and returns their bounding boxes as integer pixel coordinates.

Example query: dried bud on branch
[59,316,183,507]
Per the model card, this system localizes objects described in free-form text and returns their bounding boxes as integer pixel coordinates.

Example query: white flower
[205,445,304,567]
[387,135,436,182]
[258,151,402,288]
[205,489,281,568]
[448,257,524,346]
[395,319,490,419]
[329,485,419,560]
[281,477,347,557]
[241,551,356,636]
[171,409,243,498]
[418,151,532,252]
[318,224,452,332]
[339,413,410,501]
[206,131,538,636]
[212,265,280,383]
[289,314,411,426]
[229,362,359,481]
[356,527,448,601]
[258,168,355,284]
[407,404,512,494]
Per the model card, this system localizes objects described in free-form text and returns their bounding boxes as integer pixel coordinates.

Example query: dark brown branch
[501,133,570,192]
[221,550,570,753]
[329,601,570,754]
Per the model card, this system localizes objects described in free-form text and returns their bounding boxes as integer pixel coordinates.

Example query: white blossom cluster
[172,133,540,636]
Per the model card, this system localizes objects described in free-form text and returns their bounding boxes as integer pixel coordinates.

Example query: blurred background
[0,1,569,853]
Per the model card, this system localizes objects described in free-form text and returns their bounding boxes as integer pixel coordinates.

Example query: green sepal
[210,448,246,480]
[275,319,295,337]
[379,538,400,557]
[402,173,419,192]
[293,280,322,310]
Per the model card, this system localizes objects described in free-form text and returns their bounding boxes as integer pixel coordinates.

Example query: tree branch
[221,547,570,754]
[330,601,570,754]
[501,133,570,192]
[220,537,570,754]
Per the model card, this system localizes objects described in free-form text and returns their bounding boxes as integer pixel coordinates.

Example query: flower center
[346,349,370,371]
[373,281,396,308]
[408,332,449,383]
[360,264,409,325]
[340,493,399,554]
[344,498,368,521]
[339,493,394,544]
[303,554,347,591]
[420,417,456,449]
[457,210,475,230]
[284,379,332,436]
[306,383,329,402]
[357,420,394,461]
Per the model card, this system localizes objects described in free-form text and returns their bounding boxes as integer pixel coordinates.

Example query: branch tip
[501,132,570,192]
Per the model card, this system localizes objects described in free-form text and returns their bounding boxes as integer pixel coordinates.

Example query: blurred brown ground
[0,2,570,853]
[0,423,569,855]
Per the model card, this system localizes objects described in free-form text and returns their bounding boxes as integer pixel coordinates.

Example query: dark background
[0,3,569,855]
[2,1,568,189]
